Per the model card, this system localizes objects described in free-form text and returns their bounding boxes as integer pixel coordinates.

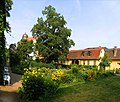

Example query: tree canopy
[31,5,75,63]
[9,39,34,70]
[17,39,34,66]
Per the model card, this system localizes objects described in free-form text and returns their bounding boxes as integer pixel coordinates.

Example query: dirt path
[0,72,22,102]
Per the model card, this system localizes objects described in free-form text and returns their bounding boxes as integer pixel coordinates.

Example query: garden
[18,64,115,102]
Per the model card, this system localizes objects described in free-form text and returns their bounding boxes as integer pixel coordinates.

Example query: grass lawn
[39,76,120,102]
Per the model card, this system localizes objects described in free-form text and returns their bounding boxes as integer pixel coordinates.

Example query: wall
[106,60,120,70]
[99,49,105,58]
[65,59,100,66]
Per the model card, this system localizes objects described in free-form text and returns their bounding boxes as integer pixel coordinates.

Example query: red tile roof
[67,47,103,60]
[106,48,120,60]
[27,37,36,41]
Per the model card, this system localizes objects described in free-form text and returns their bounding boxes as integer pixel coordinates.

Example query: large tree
[31,5,75,63]
[0,0,13,84]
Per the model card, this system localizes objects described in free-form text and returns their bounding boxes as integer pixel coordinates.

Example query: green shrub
[71,64,79,74]
[11,60,30,75]
[20,67,59,101]
[30,61,55,69]
[18,87,25,100]
[11,66,24,75]
[116,68,120,74]
[19,65,115,101]
[79,68,96,80]
[96,71,115,79]
[53,63,70,69]
[61,74,75,83]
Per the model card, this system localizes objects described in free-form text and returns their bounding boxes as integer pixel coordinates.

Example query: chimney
[113,46,117,57]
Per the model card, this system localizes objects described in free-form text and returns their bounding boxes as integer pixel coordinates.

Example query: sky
[5,0,120,49]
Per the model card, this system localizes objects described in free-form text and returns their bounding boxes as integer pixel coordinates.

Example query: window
[75,60,79,65]
[81,52,85,57]
[83,60,86,65]
[87,51,91,56]
[72,60,74,64]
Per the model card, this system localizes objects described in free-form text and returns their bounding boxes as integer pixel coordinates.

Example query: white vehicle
[3,69,11,85]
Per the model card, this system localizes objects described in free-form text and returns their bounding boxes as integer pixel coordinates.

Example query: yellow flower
[27,76,29,78]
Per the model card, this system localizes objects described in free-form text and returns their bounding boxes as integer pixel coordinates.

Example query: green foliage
[10,39,33,72]
[116,68,120,74]
[9,40,33,74]
[30,61,55,69]
[99,53,111,71]
[37,76,120,102]
[17,39,34,62]
[19,65,115,101]
[5,0,13,32]
[9,44,20,67]
[96,70,115,79]
[79,68,97,80]
[71,64,79,75]
[20,68,59,101]
[70,64,98,81]
[0,0,13,84]
[11,66,24,75]
[31,5,75,63]
[5,48,9,62]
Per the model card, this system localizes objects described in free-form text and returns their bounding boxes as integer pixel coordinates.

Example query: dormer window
[87,51,91,56]
[81,52,84,57]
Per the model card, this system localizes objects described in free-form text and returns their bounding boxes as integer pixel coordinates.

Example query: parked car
[3,67,11,85]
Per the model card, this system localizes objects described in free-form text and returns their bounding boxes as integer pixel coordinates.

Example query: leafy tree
[9,44,20,68]
[99,53,111,71]
[17,39,34,68]
[0,0,13,84]
[9,40,33,74]
[31,5,75,63]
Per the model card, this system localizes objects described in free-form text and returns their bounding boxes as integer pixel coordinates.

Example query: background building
[66,46,120,71]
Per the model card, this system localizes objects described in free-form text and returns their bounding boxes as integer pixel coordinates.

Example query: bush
[19,65,115,101]
[79,68,97,80]
[96,71,115,79]
[116,68,120,74]
[51,69,65,83]
[29,61,55,69]
[62,74,76,83]
[71,64,79,74]
[20,67,59,101]
[11,60,30,75]
[11,65,25,75]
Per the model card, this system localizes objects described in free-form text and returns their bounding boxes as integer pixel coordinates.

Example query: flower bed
[19,65,115,101]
